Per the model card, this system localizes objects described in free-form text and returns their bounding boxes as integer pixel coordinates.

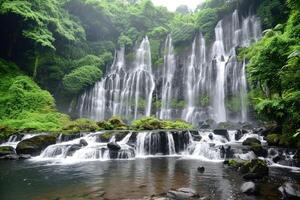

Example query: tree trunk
[33,53,39,79]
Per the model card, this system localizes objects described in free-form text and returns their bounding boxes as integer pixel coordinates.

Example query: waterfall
[212,20,227,123]
[72,10,262,125]
[120,37,155,119]
[160,35,176,120]
[76,48,126,120]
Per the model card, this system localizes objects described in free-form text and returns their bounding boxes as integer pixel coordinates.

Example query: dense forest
[0,0,299,147]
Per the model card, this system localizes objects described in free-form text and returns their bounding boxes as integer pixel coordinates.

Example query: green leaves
[62,65,102,93]
[23,27,55,50]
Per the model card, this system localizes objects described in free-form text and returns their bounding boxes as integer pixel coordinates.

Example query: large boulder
[241,181,258,195]
[242,138,261,146]
[16,135,56,156]
[167,188,199,199]
[213,129,229,141]
[279,182,300,199]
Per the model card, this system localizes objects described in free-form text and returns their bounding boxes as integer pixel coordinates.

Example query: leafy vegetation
[241,0,300,147]
[131,116,193,130]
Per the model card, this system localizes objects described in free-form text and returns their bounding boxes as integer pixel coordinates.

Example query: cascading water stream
[160,35,176,120]
[212,20,227,123]
[120,36,155,119]
[72,10,261,125]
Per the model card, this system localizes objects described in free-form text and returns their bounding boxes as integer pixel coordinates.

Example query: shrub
[63,65,102,93]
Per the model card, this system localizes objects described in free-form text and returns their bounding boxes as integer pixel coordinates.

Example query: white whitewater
[120,36,155,119]
[212,20,227,123]
[72,10,261,124]
[160,35,176,119]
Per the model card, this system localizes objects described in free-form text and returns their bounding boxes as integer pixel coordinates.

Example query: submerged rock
[241,181,257,195]
[167,188,199,199]
[279,182,300,199]
[16,134,56,156]
[197,166,205,173]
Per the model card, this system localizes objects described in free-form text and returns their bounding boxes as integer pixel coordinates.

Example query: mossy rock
[107,117,128,130]
[226,159,244,168]
[240,159,269,180]
[242,138,261,146]
[266,134,291,147]
[16,134,56,156]
[0,146,15,157]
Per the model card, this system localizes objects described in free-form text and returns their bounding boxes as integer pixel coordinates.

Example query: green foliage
[63,118,99,133]
[63,65,102,93]
[131,116,163,130]
[171,99,186,109]
[226,96,242,113]
[196,8,218,41]
[198,95,210,107]
[242,4,300,142]
[74,55,104,69]
[257,0,289,29]
[131,116,193,130]
[97,116,128,130]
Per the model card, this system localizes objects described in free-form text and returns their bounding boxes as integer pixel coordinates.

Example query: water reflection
[0,158,299,200]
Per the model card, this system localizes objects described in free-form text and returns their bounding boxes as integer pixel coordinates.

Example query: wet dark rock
[16,135,56,156]
[107,142,121,151]
[208,133,213,140]
[220,146,234,159]
[66,144,82,157]
[250,144,268,157]
[193,135,202,142]
[213,129,229,141]
[197,166,205,173]
[242,138,261,146]
[279,182,300,199]
[241,181,257,195]
[0,146,15,157]
[79,139,88,146]
[167,188,199,199]
[235,130,243,141]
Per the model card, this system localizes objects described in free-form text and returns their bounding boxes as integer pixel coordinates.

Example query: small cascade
[77,81,106,120]
[167,132,176,155]
[160,35,176,120]
[120,37,155,119]
[0,134,42,148]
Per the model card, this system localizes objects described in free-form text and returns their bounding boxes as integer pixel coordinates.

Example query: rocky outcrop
[107,142,121,151]
[213,129,229,141]
[279,182,300,199]
[16,134,56,156]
